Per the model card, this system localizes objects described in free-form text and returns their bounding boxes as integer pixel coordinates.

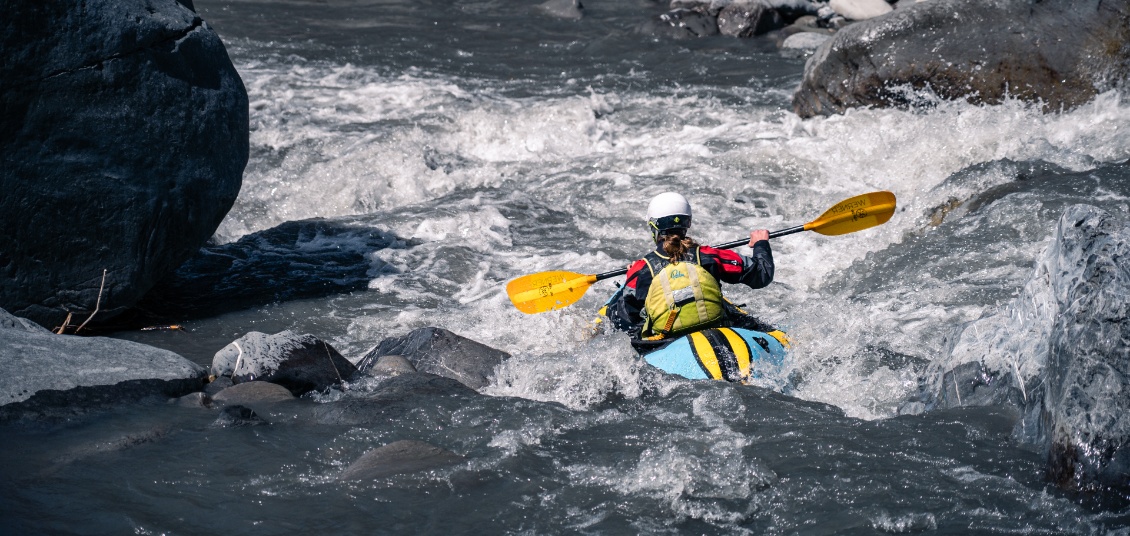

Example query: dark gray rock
[718,1,785,37]
[203,375,234,397]
[793,0,1130,118]
[0,308,207,422]
[211,381,296,407]
[136,219,404,321]
[312,373,477,426]
[170,391,212,408]
[338,440,464,481]
[212,331,359,396]
[0,0,248,328]
[714,0,786,37]
[0,307,50,333]
[1041,205,1130,493]
[212,405,268,427]
[356,327,509,390]
[923,205,1130,494]
[368,355,418,376]
[649,8,720,38]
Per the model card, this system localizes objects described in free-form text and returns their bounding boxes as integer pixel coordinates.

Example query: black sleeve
[739,240,774,289]
[607,266,649,335]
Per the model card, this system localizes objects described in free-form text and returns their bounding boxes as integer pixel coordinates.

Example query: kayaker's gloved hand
[748,229,769,246]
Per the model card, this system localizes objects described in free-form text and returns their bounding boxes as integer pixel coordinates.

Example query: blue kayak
[596,288,790,383]
[642,326,788,382]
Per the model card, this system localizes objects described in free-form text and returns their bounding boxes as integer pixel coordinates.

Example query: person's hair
[660,231,697,263]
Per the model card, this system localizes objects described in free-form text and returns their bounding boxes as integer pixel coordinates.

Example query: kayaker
[605,192,776,352]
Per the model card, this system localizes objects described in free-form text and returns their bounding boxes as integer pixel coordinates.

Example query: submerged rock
[0,309,207,422]
[211,381,296,407]
[212,331,358,396]
[793,0,1130,117]
[170,392,213,409]
[338,440,464,481]
[312,373,477,426]
[212,405,268,427]
[0,0,248,327]
[356,327,510,390]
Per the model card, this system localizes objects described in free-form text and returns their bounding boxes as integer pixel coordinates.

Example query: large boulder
[922,205,1130,493]
[793,0,1130,117]
[356,327,510,390]
[0,308,207,422]
[1041,205,1130,493]
[212,331,359,396]
[0,0,248,328]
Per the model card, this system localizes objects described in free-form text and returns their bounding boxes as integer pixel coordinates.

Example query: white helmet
[646,192,692,241]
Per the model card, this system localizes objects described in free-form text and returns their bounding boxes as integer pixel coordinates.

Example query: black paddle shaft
[592,224,806,282]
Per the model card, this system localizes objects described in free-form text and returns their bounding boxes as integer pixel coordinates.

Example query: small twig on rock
[75,269,107,334]
[231,342,243,379]
[55,311,74,335]
[325,341,344,384]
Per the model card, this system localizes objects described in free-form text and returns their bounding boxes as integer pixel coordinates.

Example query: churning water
[4,0,1130,533]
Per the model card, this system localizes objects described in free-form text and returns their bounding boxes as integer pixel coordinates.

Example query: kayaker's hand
[748,229,769,247]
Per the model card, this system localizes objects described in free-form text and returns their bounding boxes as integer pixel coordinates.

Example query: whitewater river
[4,0,1130,533]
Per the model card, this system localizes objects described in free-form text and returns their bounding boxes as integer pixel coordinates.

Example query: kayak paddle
[506,190,897,314]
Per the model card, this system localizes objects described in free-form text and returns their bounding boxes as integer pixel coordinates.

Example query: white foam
[224,54,1130,418]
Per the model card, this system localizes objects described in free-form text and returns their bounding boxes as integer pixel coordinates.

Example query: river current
[4,0,1130,533]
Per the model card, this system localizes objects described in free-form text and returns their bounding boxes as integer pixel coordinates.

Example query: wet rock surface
[920,205,1130,494]
[793,0,1130,117]
[1040,205,1130,493]
[212,331,358,396]
[356,327,510,390]
[0,308,207,423]
[0,0,248,327]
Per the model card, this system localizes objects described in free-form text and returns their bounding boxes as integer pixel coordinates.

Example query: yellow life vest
[642,249,725,338]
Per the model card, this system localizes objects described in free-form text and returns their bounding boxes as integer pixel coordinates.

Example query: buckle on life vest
[661,306,680,333]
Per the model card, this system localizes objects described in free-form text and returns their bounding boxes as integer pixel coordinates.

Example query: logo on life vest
[670,270,685,279]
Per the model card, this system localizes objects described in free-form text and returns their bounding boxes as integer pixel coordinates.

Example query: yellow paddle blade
[506,270,599,314]
[805,191,897,236]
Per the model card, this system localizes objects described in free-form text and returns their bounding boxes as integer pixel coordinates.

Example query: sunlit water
[4,0,1130,533]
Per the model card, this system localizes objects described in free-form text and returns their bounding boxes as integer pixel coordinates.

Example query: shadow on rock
[129,218,412,323]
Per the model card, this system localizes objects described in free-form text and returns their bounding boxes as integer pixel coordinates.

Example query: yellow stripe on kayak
[717,328,752,380]
[689,331,723,380]
[766,330,791,349]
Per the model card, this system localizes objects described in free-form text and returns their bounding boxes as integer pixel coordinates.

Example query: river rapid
[5,0,1130,533]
